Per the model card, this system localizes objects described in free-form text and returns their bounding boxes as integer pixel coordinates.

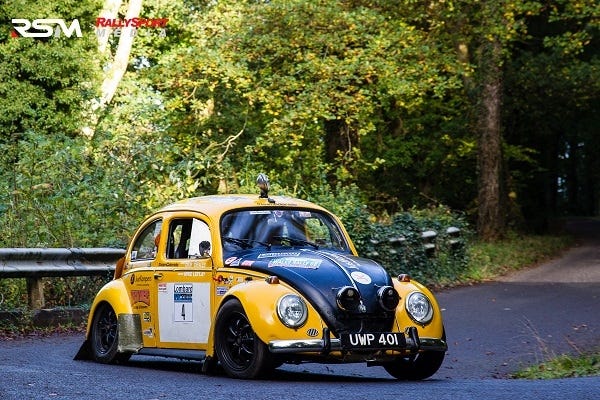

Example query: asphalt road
[1,219,598,399]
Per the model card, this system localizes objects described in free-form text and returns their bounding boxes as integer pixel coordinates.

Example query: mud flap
[73,339,92,360]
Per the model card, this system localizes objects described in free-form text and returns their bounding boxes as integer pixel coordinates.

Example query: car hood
[225,248,395,334]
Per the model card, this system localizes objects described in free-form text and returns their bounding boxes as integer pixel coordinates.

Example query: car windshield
[220,209,349,257]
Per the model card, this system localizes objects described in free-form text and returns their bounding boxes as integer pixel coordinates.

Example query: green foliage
[512,352,600,379]
[464,231,574,281]
[353,207,471,286]
[0,0,100,139]
[0,278,27,310]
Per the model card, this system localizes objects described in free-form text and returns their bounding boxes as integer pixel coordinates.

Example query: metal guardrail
[0,248,125,309]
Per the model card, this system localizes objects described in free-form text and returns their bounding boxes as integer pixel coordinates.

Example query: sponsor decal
[241,260,254,267]
[130,274,152,285]
[351,271,372,285]
[213,275,233,284]
[143,328,154,338]
[268,257,322,269]
[131,289,150,306]
[306,328,319,337]
[319,251,360,268]
[179,271,205,277]
[173,284,193,322]
[158,283,167,293]
[143,312,151,322]
[257,252,300,259]
[225,256,239,265]
[216,286,228,296]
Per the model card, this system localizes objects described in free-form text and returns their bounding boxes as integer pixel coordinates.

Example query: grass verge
[512,352,600,379]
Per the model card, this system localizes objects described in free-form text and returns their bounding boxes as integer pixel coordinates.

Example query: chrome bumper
[268,327,447,354]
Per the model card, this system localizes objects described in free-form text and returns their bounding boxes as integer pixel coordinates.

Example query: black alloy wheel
[90,302,129,364]
[214,299,271,379]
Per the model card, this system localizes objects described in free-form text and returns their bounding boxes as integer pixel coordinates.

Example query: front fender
[393,278,445,342]
[210,280,325,351]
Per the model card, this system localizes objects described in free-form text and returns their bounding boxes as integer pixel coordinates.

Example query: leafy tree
[0,0,102,246]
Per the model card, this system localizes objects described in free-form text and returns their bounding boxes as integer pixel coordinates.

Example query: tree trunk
[100,0,143,106]
[82,0,142,138]
[477,39,506,240]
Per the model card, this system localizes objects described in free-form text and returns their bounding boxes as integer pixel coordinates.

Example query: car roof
[156,194,329,217]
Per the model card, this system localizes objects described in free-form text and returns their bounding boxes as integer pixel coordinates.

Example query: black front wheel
[90,303,130,364]
[383,350,445,380]
[214,299,272,379]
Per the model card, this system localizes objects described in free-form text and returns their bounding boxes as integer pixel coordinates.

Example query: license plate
[340,332,406,350]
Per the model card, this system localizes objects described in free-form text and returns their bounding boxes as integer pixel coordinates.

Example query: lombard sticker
[174,283,193,322]
[268,257,322,269]
[258,252,301,259]
[351,271,372,285]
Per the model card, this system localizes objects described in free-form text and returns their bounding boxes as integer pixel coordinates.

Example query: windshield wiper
[272,236,319,249]
[222,236,272,250]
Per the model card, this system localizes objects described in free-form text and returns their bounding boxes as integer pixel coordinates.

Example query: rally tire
[383,330,446,380]
[214,299,272,379]
[90,302,130,364]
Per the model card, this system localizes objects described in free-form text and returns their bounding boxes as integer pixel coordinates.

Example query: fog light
[336,286,361,311]
[377,286,400,311]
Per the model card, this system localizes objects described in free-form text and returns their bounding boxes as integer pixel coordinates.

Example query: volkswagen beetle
[76,175,447,380]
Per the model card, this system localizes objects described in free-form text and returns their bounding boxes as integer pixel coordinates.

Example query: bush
[309,184,471,286]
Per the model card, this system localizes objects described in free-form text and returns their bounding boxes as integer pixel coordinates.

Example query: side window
[166,218,211,259]
[305,218,331,247]
[131,219,163,261]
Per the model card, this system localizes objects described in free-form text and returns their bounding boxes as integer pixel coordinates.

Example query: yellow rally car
[76,175,447,380]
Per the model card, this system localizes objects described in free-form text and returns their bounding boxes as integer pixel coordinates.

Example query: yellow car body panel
[223,280,326,346]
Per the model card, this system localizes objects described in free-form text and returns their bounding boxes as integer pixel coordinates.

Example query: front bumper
[268,327,447,354]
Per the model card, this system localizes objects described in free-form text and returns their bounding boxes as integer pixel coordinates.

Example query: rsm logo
[11,19,82,38]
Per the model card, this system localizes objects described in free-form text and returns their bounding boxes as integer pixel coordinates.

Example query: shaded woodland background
[0,0,598,249]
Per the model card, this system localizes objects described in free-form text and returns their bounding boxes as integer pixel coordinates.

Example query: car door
[154,215,214,349]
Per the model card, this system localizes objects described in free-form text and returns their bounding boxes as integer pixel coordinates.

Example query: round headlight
[406,292,434,325]
[277,294,308,328]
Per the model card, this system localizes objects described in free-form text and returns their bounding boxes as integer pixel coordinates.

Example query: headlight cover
[277,294,308,328]
[406,292,434,325]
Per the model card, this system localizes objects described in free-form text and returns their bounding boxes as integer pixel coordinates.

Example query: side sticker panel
[158,282,210,343]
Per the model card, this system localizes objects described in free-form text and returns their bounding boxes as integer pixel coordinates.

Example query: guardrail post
[27,277,45,309]
[421,230,437,256]
[446,227,461,248]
